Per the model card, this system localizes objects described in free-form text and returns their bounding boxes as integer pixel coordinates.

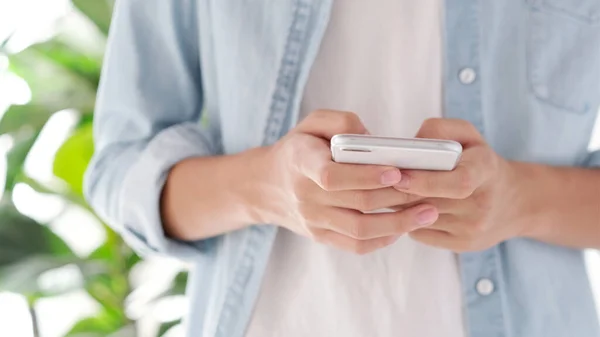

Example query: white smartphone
[331,134,462,171]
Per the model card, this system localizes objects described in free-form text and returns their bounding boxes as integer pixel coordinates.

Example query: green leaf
[124,251,141,271]
[85,273,128,322]
[28,39,102,89]
[88,224,141,273]
[0,206,74,266]
[88,240,118,263]
[8,47,97,114]
[72,0,114,36]
[88,224,126,266]
[53,123,94,195]
[0,256,79,295]
[0,104,53,135]
[170,272,188,296]
[4,132,38,192]
[66,333,103,337]
[158,321,181,337]
[65,310,124,337]
[77,112,95,129]
[0,206,79,294]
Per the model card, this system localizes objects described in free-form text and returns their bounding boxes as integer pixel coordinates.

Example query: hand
[255,110,438,254]
[393,118,526,252]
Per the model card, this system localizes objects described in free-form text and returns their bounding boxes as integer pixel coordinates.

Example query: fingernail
[395,174,410,189]
[416,208,438,227]
[380,169,402,185]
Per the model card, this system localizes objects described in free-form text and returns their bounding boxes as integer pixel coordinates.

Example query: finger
[313,229,399,255]
[295,110,368,140]
[292,135,406,191]
[396,147,492,198]
[389,197,459,214]
[304,160,405,191]
[409,228,486,253]
[323,204,439,240]
[322,187,424,212]
[423,214,464,233]
[408,228,460,250]
[416,198,467,215]
[416,118,484,147]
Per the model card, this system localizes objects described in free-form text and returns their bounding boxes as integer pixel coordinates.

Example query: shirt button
[476,278,495,296]
[458,68,477,84]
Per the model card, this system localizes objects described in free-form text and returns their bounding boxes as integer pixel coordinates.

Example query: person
[85,0,600,336]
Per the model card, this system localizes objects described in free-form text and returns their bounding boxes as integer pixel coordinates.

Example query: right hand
[254,110,440,254]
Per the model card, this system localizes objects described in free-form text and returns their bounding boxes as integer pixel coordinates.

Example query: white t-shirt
[246,1,465,336]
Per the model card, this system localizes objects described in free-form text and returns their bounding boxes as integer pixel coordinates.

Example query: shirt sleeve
[585,149,600,167]
[84,0,219,259]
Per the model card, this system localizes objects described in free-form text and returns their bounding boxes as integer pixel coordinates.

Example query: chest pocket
[527,0,600,114]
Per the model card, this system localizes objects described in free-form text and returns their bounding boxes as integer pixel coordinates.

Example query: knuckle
[424,175,438,195]
[457,167,476,198]
[466,219,487,238]
[474,192,494,213]
[288,132,325,155]
[296,202,313,219]
[285,132,306,150]
[421,118,445,136]
[393,220,410,236]
[423,118,443,129]
[468,124,481,138]
[338,112,363,132]
[347,215,368,240]
[307,109,330,123]
[392,212,414,234]
[302,136,322,152]
[309,109,326,117]
[394,191,418,206]
[485,149,500,171]
[404,192,422,204]
[458,119,474,131]
[352,191,377,212]
[454,119,478,136]
[292,177,310,200]
[318,164,335,191]
[282,134,310,162]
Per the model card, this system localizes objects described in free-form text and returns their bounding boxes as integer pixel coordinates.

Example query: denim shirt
[85,1,600,336]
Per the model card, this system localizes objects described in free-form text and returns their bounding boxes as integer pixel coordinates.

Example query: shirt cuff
[584,149,600,168]
[117,122,219,259]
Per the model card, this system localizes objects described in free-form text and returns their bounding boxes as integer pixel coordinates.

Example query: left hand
[394,118,527,252]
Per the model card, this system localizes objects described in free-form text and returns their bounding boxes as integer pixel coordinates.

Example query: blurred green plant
[0,1,186,336]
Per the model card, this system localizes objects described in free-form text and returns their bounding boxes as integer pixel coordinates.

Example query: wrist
[233,145,281,225]
[507,162,556,240]
[161,146,277,240]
